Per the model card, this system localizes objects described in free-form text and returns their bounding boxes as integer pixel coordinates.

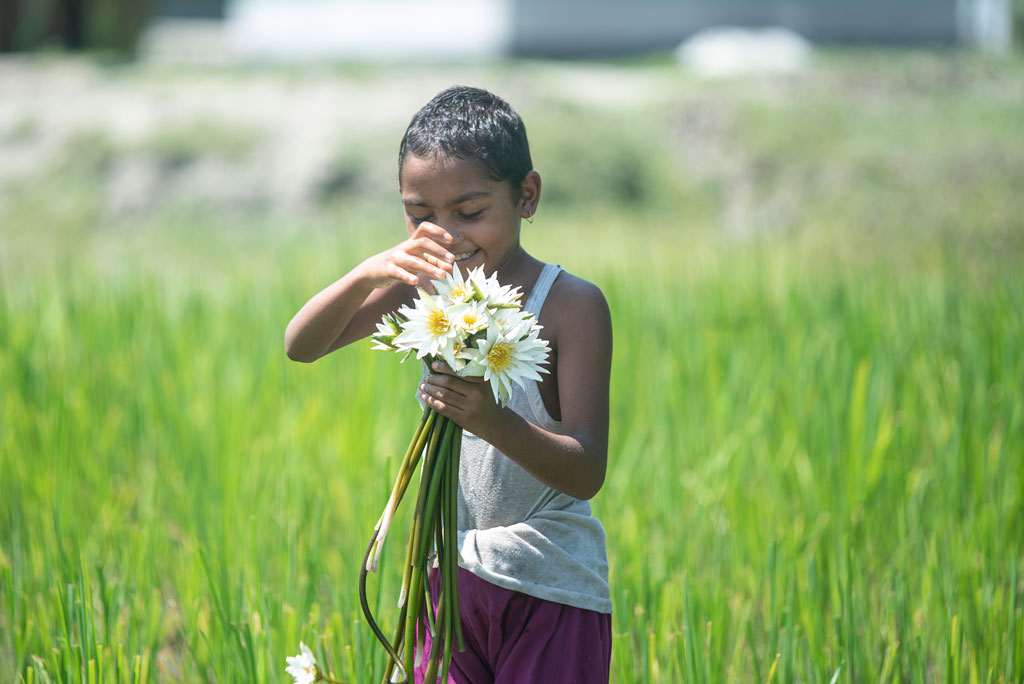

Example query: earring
[526,216,534,224]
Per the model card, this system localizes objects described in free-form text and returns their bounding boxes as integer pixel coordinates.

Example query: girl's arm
[285,222,456,362]
[420,276,612,500]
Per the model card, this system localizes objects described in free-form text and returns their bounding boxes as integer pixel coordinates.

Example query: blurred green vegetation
[0,0,156,53]
[1,53,1023,683]
[2,0,1022,55]
[136,120,260,162]
[1017,0,1024,48]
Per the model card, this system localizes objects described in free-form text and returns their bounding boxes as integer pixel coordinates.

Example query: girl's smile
[452,247,480,264]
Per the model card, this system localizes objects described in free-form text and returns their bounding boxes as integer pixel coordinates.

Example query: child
[285,86,613,683]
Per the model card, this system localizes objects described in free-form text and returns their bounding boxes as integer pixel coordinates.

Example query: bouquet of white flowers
[358,265,550,683]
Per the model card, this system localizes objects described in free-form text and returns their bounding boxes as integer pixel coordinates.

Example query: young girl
[285,86,613,683]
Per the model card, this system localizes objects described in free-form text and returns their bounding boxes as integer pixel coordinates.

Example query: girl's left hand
[420,361,507,437]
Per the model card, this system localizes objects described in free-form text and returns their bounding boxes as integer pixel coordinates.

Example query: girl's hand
[420,361,508,437]
[360,222,456,289]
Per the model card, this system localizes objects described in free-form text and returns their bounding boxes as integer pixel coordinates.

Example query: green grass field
[2,52,1023,683]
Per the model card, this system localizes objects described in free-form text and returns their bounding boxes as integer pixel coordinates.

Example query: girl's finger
[420,379,469,401]
[430,361,484,384]
[392,252,448,281]
[413,221,455,245]
[430,360,455,375]
[421,390,462,416]
[409,236,455,264]
[385,260,419,286]
[423,394,468,423]
[422,252,454,272]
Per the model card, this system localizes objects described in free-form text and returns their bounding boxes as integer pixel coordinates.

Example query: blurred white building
[143,0,1014,63]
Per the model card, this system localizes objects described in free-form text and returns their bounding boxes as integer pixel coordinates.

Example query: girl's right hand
[285,222,456,362]
[361,222,456,288]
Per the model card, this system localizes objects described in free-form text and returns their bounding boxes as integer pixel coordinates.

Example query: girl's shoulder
[547,267,608,307]
[540,268,612,345]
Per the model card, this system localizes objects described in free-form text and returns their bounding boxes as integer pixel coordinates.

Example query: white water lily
[433,263,474,304]
[370,314,403,351]
[490,306,533,333]
[286,642,319,684]
[469,267,522,309]
[461,319,550,406]
[392,289,459,359]
[438,335,475,373]
[449,300,491,336]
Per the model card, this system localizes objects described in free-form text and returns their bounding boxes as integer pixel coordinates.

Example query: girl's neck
[492,247,543,294]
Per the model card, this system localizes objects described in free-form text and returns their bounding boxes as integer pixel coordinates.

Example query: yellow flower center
[451,285,467,300]
[461,312,479,327]
[427,310,449,336]
[487,341,514,373]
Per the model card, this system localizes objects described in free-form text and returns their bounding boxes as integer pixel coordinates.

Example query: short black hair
[399,86,533,193]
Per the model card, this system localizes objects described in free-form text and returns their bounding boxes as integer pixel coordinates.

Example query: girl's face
[399,154,537,278]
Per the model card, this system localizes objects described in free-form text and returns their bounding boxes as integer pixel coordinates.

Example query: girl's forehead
[400,154,496,195]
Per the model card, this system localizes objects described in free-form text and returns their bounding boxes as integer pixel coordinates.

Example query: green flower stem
[380,601,407,684]
[393,409,436,503]
[316,670,348,684]
[401,558,425,678]
[364,412,438,684]
[417,425,453,562]
[439,433,458,682]
[423,456,448,679]
[448,426,465,652]
[425,479,447,639]
[417,419,454,673]
[410,417,445,558]
[423,562,437,638]
[368,409,435,572]
[398,414,442,606]
[402,417,449,677]
[359,528,409,684]
[361,409,465,683]
[424,535,447,682]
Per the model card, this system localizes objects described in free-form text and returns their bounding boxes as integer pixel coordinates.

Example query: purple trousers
[414,567,612,684]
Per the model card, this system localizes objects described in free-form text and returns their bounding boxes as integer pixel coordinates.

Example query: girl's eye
[459,210,483,221]
[409,214,430,224]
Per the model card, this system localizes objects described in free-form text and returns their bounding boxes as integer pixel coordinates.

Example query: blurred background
[2,2,1023,683]
[1,0,1022,56]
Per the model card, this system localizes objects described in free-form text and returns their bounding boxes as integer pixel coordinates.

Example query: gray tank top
[456,263,612,613]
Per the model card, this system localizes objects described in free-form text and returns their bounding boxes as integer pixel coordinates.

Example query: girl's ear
[519,171,542,219]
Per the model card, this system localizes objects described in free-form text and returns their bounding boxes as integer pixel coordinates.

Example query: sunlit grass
[2,52,1023,683]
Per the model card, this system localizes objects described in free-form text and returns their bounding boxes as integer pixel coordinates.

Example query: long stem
[397,413,441,605]
[368,409,435,572]
[396,503,418,609]
[402,417,449,677]
[417,425,453,563]
[425,489,447,683]
[409,418,445,569]
[319,671,349,684]
[438,442,456,682]
[361,410,436,684]
[401,562,425,679]
[448,426,465,653]
[380,601,407,684]
[423,562,437,638]
[359,530,409,684]
[400,416,443,607]
[423,586,445,682]
[363,409,466,682]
